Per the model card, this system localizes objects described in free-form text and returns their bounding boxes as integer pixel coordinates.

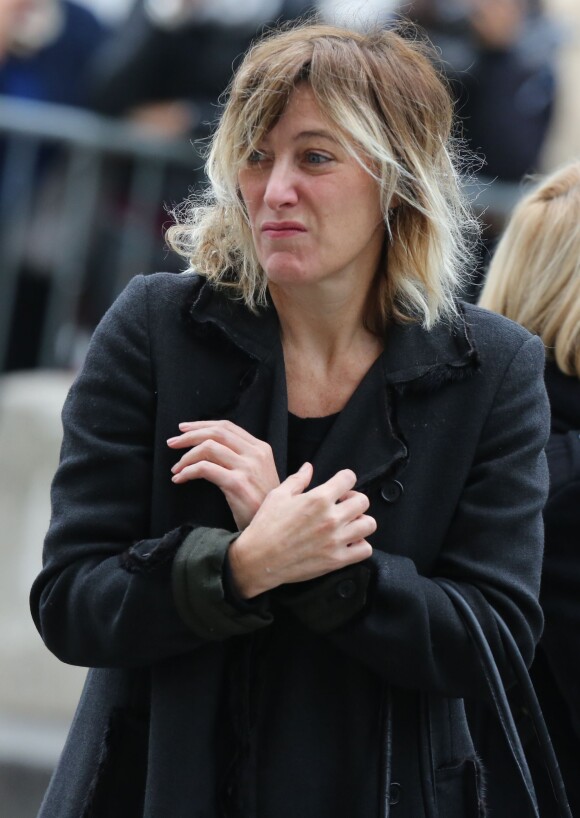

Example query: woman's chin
[264,265,317,288]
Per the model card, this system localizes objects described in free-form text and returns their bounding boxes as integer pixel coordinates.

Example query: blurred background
[0,1,578,814]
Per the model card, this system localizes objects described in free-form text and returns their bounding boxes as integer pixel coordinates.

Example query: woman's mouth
[261,221,307,238]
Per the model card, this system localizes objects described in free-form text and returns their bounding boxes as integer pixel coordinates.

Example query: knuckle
[356,493,370,512]
[329,549,346,569]
[205,439,221,455]
[326,529,341,548]
[258,441,273,461]
[228,472,244,492]
[195,439,210,456]
[317,516,336,537]
[340,469,357,484]
[309,494,328,514]
[364,514,377,535]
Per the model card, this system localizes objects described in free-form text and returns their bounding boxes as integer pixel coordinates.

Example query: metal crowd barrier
[0,96,204,371]
[0,95,526,371]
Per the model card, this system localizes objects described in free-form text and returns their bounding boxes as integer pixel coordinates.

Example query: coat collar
[380,303,479,392]
[186,279,479,486]
[188,278,479,390]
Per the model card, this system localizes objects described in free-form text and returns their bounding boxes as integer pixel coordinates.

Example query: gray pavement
[0,763,51,818]
[0,372,81,818]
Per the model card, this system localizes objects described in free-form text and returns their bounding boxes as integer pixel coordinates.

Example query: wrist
[228,532,271,600]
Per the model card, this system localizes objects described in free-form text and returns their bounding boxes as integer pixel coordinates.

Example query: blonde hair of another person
[479,161,580,378]
[167,22,479,331]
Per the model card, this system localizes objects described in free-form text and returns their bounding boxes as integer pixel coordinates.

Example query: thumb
[281,462,313,495]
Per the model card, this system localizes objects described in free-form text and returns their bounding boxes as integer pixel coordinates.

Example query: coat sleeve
[30,276,272,669]
[280,334,550,699]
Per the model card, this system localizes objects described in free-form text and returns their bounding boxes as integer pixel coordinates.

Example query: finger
[171,439,239,474]
[338,490,359,501]
[310,469,357,503]
[171,460,236,488]
[167,426,248,454]
[343,514,377,543]
[176,419,258,443]
[334,492,370,523]
[277,462,313,496]
[343,540,373,563]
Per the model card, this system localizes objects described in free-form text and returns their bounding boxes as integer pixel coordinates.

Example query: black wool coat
[31,273,550,818]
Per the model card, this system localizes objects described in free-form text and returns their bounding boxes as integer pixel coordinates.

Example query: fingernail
[170,465,178,474]
[167,437,178,444]
[171,474,179,483]
[178,423,189,430]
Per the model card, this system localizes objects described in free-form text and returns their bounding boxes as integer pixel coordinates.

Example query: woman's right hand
[228,464,376,599]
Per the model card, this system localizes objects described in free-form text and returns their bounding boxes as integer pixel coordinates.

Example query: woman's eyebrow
[294,130,339,143]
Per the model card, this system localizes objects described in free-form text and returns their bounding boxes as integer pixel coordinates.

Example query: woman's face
[237,85,385,296]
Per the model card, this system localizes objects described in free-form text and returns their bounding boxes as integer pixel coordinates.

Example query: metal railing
[0,96,204,371]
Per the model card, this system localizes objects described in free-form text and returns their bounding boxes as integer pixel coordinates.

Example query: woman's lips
[261,222,307,238]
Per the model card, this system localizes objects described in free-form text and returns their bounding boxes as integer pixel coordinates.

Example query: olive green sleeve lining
[172,526,273,640]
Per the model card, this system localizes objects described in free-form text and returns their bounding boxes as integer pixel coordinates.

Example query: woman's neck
[269,279,379,365]
[269,282,385,417]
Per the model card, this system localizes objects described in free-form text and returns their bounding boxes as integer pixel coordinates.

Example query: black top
[286,411,339,476]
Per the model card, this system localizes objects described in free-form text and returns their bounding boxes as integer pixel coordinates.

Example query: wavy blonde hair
[479,162,580,377]
[167,22,478,330]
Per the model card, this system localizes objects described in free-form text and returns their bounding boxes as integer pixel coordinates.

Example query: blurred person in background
[478,161,580,817]
[401,0,560,301]
[0,0,109,372]
[0,0,108,107]
[401,0,559,183]
[88,0,315,140]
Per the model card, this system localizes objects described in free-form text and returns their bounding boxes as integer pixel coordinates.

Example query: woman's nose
[263,161,299,209]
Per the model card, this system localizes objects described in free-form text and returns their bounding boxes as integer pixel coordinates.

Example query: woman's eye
[247,149,267,164]
[305,152,331,165]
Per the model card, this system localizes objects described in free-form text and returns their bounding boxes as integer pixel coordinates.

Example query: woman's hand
[228,464,376,599]
[167,420,280,530]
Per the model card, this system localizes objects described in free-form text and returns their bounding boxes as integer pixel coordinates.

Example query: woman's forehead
[255,84,342,144]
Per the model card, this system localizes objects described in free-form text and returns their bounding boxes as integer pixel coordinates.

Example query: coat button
[380,479,403,504]
[336,579,357,599]
[389,782,401,805]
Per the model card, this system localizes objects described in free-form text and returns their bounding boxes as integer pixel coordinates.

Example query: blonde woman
[31,23,549,818]
[479,162,580,816]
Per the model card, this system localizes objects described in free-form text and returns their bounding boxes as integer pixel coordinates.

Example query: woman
[31,23,549,818]
[479,162,580,816]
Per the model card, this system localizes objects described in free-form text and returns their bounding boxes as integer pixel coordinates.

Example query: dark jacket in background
[468,360,580,817]
[30,274,549,818]
[528,361,580,816]
[88,1,315,134]
[405,2,558,182]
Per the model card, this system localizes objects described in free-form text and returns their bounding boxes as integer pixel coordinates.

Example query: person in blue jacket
[0,0,108,108]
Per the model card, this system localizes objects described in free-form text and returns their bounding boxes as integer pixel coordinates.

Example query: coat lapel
[381,304,479,394]
[309,356,407,489]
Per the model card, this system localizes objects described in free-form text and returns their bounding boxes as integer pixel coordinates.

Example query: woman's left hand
[167,420,280,530]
